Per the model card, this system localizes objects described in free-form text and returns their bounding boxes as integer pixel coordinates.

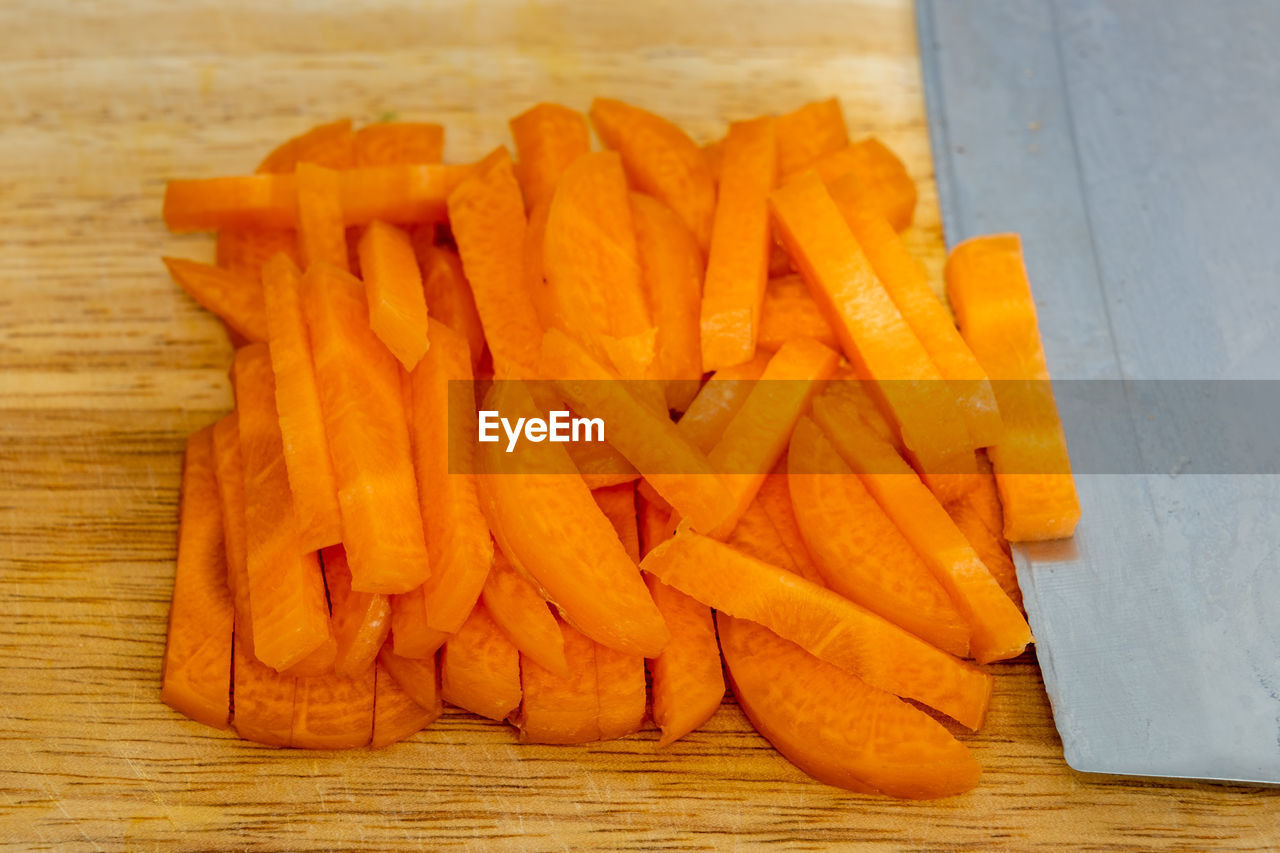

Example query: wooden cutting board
[1,1,1275,848]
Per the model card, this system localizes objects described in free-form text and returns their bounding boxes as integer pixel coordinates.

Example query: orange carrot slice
[707,336,840,538]
[509,103,591,210]
[539,329,735,534]
[231,638,295,746]
[481,547,568,677]
[232,344,332,672]
[769,172,972,472]
[216,227,299,283]
[447,149,542,379]
[753,470,825,586]
[290,665,375,749]
[515,621,599,744]
[757,274,838,352]
[388,586,448,659]
[675,352,771,453]
[302,262,430,593]
[358,220,431,369]
[161,426,233,730]
[257,119,354,174]
[945,234,1081,541]
[727,496,807,580]
[211,413,255,658]
[703,137,725,183]
[372,655,440,748]
[522,197,556,331]
[630,192,704,411]
[323,545,392,678]
[412,241,486,370]
[354,122,444,166]
[440,602,522,721]
[377,644,441,715]
[408,318,493,634]
[594,639,647,741]
[260,254,343,552]
[589,98,716,252]
[700,116,778,370]
[593,482,640,562]
[476,380,670,658]
[809,138,917,232]
[787,417,970,656]
[295,162,350,272]
[811,393,1030,663]
[645,574,724,746]
[640,531,992,729]
[950,499,1023,612]
[162,257,268,343]
[719,614,980,798]
[776,98,849,178]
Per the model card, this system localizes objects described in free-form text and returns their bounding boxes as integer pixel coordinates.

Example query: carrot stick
[514,621,599,744]
[945,234,1081,541]
[674,352,771,453]
[809,138,917,231]
[231,637,295,746]
[757,274,838,352]
[323,545,392,678]
[476,380,670,658]
[372,655,440,748]
[703,137,726,183]
[295,162,349,272]
[640,531,992,730]
[481,547,568,677]
[258,119,354,174]
[522,197,556,331]
[753,470,825,586]
[260,254,344,552]
[643,568,724,746]
[408,318,493,634]
[700,116,777,370]
[162,257,268,343]
[354,122,445,166]
[231,344,332,672]
[216,227,299,283]
[769,172,973,473]
[787,417,970,656]
[592,482,640,562]
[447,149,543,379]
[811,392,1030,663]
[161,426,233,730]
[302,262,430,593]
[377,644,442,716]
[719,614,980,798]
[509,103,591,210]
[776,98,849,178]
[388,586,448,659]
[630,192,704,411]
[290,664,375,749]
[358,220,431,370]
[594,639,647,741]
[949,500,1022,612]
[440,602,522,721]
[706,337,840,538]
[589,98,716,252]
[726,491,825,587]
[412,241,486,371]
[210,413,254,657]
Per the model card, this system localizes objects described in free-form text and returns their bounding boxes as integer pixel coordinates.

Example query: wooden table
[2,1,1276,848]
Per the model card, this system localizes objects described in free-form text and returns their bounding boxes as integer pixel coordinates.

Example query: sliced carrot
[440,602,522,721]
[408,318,493,634]
[257,119,354,174]
[630,192,703,411]
[276,628,337,679]
[412,241,486,370]
[674,352,771,453]
[163,164,469,232]
[509,102,591,210]
[210,413,254,657]
[522,197,556,331]
[302,262,430,593]
[161,426,233,730]
[322,545,392,678]
[377,644,442,716]
[354,122,445,167]
[358,220,431,369]
[758,274,838,352]
[776,98,849,178]
[162,257,268,343]
[593,482,640,562]
[231,637,295,746]
[388,586,449,659]
[719,614,980,798]
[290,665,375,749]
[809,138,917,231]
[515,621,599,744]
[481,547,568,677]
[372,656,440,748]
[950,499,1022,612]
[295,162,349,272]
[811,393,1030,663]
[476,380,670,658]
[703,137,725,184]
[786,417,970,656]
[645,574,724,746]
[231,344,332,672]
[706,336,840,538]
[640,531,992,730]
[769,172,972,472]
[822,371,905,454]
[539,329,735,534]
[727,489,825,588]
[700,116,777,370]
[945,234,1081,541]
[589,98,716,252]
[216,227,299,283]
[260,253,343,552]
[753,470,825,586]
[447,149,542,379]
[594,639,647,741]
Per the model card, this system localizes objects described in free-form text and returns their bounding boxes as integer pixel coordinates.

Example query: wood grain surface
[1,0,1276,849]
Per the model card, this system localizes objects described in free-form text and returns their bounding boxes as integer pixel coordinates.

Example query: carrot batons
[258,119,354,174]
[388,586,448,659]
[378,645,442,715]
[161,427,234,730]
[776,98,850,178]
[645,574,724,746]
[441,602,522,721]
[211,413,254,656]
[719,615,980,799]
[302,262,430,593]
[945,234,1080,541]
[700,116,777,370]
[290,665,376,750]
[594,640,648,741]
[754,470,825,586]
[358,221,430,370]
[232,344,332,672]
[354,122,445,167]
[324,545,392,678]
[509,102,592,210]
[232,639,296,747]
[758,274,838,352]
[641,531,992,730]
[414,242,486,370]
[216,227,300,283]
[295,163,350,272]
[162,257,268,343]
[372,655,441,748]
[589,98,716,252]
[810,138,917,232]
[481,548,568,676]
[675,353,771,452]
